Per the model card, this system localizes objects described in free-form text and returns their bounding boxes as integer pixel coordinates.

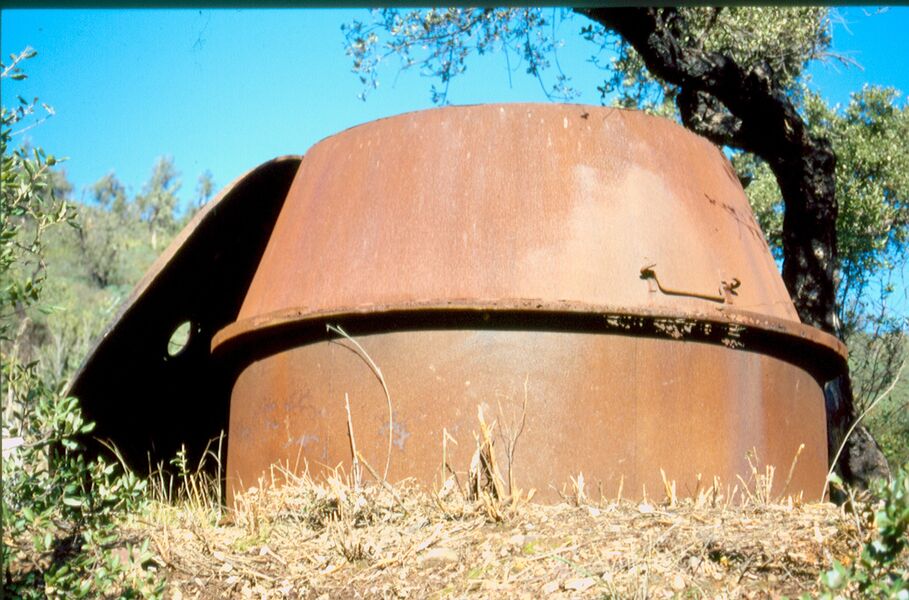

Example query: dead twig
[356,450,408,515]
[327,324,394,483]
[344,393,362,490]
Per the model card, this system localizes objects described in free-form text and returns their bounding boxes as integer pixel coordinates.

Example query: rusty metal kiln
[71,104,845,502]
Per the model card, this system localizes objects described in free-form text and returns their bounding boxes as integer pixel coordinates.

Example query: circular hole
[167,321,192,357]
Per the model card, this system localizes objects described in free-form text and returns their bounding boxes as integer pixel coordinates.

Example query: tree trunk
[581,7,890,488]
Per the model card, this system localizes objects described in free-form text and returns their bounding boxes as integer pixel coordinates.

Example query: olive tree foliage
[588,7,835,114]
[343,7,907,483]
[344,8,579,105]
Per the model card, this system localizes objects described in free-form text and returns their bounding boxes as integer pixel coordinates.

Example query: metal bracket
[640,263,740,304]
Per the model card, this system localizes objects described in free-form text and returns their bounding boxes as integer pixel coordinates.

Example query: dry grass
[125,347,863,599]
[129,459,865,600]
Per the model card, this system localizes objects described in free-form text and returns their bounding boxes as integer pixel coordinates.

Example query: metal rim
[212,298,847,366]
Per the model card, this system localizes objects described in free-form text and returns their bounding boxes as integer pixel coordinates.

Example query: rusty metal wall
[225,327,827,504]
[215,105,841,502]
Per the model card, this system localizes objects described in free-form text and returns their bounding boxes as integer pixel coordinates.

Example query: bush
[1,47,163,599]
[818,466,909,599]
[1,377,164,598]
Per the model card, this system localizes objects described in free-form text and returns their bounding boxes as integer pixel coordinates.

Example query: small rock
[586,506,602,517]
[542,580,560,595]
[509,534,540,547]
[671,574,686,591]
[813,524,825,544]
[419,547,458,565]
[564,577,596,592]
[638,502,655,514]
[688,556,701,571]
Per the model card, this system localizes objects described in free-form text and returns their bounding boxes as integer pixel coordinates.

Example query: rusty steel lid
[212,104,845,364]
[68,156,302,469]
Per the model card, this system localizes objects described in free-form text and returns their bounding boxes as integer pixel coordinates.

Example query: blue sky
[2,7,908,206]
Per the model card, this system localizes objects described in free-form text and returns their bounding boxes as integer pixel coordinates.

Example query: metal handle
[640,263,740,304]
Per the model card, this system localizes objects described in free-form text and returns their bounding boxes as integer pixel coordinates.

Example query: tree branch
[676,87,744,148]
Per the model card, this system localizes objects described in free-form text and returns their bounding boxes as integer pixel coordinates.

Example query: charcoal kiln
[71,105,845,502]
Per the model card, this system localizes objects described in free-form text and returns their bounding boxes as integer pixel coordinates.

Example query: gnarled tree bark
[581,7,890,488]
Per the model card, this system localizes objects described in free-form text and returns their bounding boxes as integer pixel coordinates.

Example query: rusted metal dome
[72,104,845,504]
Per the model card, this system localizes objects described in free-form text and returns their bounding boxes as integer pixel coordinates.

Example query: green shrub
[818,466,909,599]
[1,374,164,598]
[1,47,163,599]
